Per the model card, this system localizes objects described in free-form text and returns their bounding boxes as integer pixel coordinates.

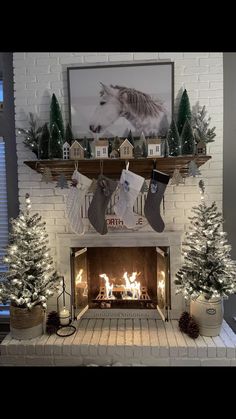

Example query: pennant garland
[171,168,185,185]
[56,173,69,189]
[188,160,201,177]
[41,167,53,183]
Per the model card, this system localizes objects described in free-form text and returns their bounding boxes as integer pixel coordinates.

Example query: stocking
[65,169,92,235]
[88,174,118,235]
[144,169,170,233]
[114,169,144,228]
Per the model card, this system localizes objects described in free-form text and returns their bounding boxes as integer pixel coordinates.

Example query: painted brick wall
[13,52,223,292]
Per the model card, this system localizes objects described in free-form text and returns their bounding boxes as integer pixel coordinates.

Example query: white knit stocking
[65,170,92,235]
[114,169,144,228]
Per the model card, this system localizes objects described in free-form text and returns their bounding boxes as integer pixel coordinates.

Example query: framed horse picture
[67,61,174,139]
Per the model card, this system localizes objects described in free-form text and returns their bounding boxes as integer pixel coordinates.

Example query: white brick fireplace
[13,52,223,318]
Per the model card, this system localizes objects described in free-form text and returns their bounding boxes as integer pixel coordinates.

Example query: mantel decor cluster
[24,155,211,181]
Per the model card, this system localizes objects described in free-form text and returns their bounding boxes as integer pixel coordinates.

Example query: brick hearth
[1,311,236,366]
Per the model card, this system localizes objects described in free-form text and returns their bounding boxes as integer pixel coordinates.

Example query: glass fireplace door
[71,247,88,317]
[156,246,171,321]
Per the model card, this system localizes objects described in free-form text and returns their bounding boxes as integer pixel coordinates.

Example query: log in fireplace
[70,246,171,320]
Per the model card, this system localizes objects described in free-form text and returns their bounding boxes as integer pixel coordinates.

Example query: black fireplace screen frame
[70,246,171,320]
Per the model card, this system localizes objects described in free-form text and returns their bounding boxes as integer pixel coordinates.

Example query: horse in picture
[89,82,169,136]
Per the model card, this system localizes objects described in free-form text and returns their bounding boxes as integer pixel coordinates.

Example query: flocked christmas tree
[181,118,195,155]
[17,113,42,158]
[167,119,181,156]
[65,123,74,146]
[50,93,65,141]
[38,123,50,159]
[49,123,63,158]
[177,89,191,136]
[0,194,60,309]
[192,103,216,144]
[174,180,236,300]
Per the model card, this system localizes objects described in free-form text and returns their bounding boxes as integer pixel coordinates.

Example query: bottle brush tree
[0,194,60,309]
[65,123,74,146]
[38,123,50,159]
[49,123,63,158]
[167,119,181,156]
[181,118,195,155]
[50,93,65,141]
[177,89,191,136]
[127,130,135,146]
[174,180,236,300]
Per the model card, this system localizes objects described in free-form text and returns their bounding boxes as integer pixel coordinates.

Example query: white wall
[13,52,223,309]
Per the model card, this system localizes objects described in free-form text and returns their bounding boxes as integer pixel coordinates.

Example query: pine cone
[46,311,60,329]
[178,311,191,333]
[187,318,200,339]
[46,324,58,335]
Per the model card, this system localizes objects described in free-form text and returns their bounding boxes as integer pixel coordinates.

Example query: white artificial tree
[191,103,216,144]
[0,194,60,309]
[175,180,236,300]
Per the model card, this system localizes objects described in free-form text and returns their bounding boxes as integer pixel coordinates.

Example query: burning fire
[99,274,114,299]
[99,271,141,300]
[158,271,165,304]
[123,272,141,299]
[75,269,88,297]
[75,269,84,284]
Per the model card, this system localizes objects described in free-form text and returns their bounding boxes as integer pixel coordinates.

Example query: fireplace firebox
[71,246,171,320]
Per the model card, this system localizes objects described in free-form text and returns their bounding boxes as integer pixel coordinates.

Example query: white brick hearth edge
[1,311,236,366]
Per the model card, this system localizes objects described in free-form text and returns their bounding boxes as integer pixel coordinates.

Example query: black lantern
[56,276,76,337]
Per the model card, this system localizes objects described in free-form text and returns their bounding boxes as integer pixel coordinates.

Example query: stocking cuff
[152,170,170,185]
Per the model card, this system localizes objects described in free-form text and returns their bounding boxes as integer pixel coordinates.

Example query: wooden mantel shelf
[24,156,211,180]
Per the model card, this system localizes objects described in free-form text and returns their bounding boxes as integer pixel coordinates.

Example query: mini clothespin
[74,161,79,171]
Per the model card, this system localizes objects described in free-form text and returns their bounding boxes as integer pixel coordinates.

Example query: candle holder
[56,276,76,337]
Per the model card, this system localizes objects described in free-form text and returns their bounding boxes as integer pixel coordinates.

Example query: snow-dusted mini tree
[175,180,236,300]
[0,194,60,309]
[192,103,216,144]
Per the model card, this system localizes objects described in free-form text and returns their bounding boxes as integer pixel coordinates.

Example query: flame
[76,269,88,296]
[158,272,165,302]
[99,271,142,300]
[99,273,114,298]
[75,269,84,285]
[158,279,165,291]
[123,272,141,299]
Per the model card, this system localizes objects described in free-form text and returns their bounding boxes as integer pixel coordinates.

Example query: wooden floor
[1,315,236,366]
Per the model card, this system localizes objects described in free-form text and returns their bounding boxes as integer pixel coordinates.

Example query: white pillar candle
[59,307,70,326]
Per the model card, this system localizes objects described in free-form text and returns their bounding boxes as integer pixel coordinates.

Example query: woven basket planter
[10,304,45,340]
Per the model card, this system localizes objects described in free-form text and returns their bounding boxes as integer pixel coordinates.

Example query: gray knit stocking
[144,170,170,233]
[88,174,118,235]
